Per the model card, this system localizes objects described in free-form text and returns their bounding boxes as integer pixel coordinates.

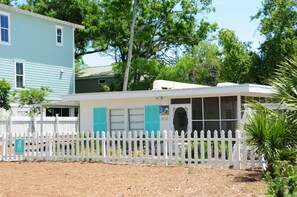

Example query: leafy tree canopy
[112,58,164,91]
[0,79,12,111]
[252,0,297,83]
[218,29,255,83]
[158,41,220,86]
[19,0,217,63]
[14,86,52,116]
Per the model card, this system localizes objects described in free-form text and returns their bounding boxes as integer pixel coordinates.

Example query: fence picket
[194,131,198,165]
[96,131,100,161]
[91,131,95,161]
[0,130,263,169]
[181,131,185,164]
[128,131,132,163]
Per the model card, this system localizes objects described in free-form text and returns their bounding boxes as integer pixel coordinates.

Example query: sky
[83,0,264,67]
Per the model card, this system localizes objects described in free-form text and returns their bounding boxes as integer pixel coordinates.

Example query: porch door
[171,104,192,136]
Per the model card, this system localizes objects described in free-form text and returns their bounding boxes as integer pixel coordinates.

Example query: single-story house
[62,80,274,136]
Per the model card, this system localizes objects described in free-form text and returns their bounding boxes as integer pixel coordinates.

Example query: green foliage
[252,0,297,83]
[270,57,297,126]
[0,79,12,111]
[99,0,217,64]
[112,58,164,90]
[0,0,15,5]
[158,41,220,86]
[75,58,88,73]
[266,160,297,197]
[98,85,110,92]
[19,0,217,63]
[185,141,229,160]
[244,102,296,171]
[218,29,255,83]
[15,86,52,116]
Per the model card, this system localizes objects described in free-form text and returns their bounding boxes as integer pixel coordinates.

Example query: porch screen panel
[144,105,160,137]
[93,107,107,134]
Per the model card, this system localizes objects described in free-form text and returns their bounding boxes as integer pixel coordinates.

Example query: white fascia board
[0,3,84,29]
[63,84,275,102]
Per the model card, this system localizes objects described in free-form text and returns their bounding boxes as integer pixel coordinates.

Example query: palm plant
[244,57,297,172]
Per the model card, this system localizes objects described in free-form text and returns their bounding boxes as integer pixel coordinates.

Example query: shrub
[266,160,297,197]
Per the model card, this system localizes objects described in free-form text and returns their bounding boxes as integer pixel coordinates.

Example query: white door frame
[170,104,192,133]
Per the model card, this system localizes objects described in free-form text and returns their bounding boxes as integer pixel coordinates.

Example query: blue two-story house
[0,3,83,117]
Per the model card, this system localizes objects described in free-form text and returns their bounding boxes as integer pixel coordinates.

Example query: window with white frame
[15,62,24,88]
[110,109,125,132]
[129,108,144,132]
[0,12,10,44]
[56,26,63,46]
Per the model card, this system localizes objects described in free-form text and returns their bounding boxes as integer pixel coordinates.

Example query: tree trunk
[122,0,140,91]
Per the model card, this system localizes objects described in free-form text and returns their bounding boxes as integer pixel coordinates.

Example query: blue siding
[0,6,74,100]
[93,107,107,135]
[144,105,160,137]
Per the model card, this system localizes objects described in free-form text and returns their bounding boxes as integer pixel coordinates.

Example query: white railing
[0,130,264,169]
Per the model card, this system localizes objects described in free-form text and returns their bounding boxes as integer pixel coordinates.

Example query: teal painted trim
[144,105,160,138]
[93,107,107,136]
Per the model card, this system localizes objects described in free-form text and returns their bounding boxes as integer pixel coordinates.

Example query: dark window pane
[16,76,23,88]
[46,108,53,116]
[204,121,220,137]
[57,36,61,43]
[221,121,237,137]
[62,108,69,117]
[204,121,220,132]
[192,98,202,120]
[204,97,219,119]
[1,29,8,42]
[221,96,237,119]
[16,63,23,75]
[53,108,62,116]
[1,15,8,28]
[171,98,190,104]
[254,97,260,102]
[259,97,266,103]
[98,79,106,84]
[192,121,203,132]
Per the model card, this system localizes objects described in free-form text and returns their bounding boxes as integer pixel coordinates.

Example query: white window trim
[14,59,25,90]
[56,25,63,46]
[98,79,106,84]
[0,11,11,45]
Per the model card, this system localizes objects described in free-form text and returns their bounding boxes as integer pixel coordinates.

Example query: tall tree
[218,29,254,83]
[112,58,164,91]
[252,0,297,83]
[100,0,217,65]
[158,41,221,86]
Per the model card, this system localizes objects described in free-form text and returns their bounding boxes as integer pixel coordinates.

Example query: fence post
[54,114,59,134]
[235,130,241,169]
[163,130,168,166]
[32,116,36,133]
[102,131,106,161]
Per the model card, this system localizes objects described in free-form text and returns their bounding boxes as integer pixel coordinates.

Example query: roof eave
[63,84,275,102]
[0,3,84,29]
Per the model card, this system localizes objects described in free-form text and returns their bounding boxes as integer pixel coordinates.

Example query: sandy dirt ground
[0,162,266,197]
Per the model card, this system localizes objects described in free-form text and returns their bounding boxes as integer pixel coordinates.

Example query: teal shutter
[93,107,107,135]
[144,105,160,137]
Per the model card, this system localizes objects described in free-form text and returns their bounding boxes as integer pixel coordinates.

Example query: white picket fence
[0,115,78,137]
[0,130,264,169]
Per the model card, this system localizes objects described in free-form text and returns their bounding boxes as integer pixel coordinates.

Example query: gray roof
[76,66,114,79]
